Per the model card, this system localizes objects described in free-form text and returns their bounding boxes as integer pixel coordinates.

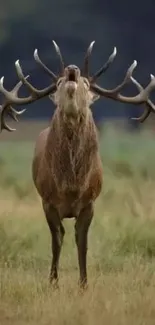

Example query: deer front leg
[75,203,93,289]
[42,201,65,287]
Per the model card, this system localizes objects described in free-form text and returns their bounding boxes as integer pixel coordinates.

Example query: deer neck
[45,107,98,172]
[61,97,79,119]
[47,105,90,146]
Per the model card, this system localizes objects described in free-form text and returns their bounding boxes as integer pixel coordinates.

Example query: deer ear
[89,91,100,104]
[49,93,56,104]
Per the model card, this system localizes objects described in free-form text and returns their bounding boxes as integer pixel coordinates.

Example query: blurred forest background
[2,3,155,323]
[0,0,155,129]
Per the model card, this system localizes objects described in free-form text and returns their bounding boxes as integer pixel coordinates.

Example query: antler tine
[0,105,16,132]
[111,60,138,93]
[8,78,27,121]
[34,49,57,80]
[0,105,25,132]
[15,60,42,96]
[82,41,95,77]
[0,78,28,132]
[7,106,26,122]
[130,75,155,122]
[52,40,65,74]
[91,47,117,82]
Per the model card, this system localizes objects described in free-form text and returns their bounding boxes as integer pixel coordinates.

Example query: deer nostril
[68,65,78,71]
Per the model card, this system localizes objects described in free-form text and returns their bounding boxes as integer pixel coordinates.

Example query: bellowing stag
[0,41,155,289]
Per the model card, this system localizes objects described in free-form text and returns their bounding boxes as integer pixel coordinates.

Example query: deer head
[0,40,155,131]
[49,64,100,118]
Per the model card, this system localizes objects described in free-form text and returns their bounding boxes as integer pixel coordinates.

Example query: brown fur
[1,41,153,288]
[32,66,103,288]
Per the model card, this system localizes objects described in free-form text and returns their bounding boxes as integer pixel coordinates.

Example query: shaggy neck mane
[45,106,98,165]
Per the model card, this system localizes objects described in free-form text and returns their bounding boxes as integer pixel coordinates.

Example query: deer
[0,40,155,289]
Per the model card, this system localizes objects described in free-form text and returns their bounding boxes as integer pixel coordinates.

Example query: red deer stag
[0,41,155,289]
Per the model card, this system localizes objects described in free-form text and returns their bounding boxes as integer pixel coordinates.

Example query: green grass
[1,124,155,324]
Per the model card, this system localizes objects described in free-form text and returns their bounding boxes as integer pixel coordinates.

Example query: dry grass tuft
[0,124,155,324]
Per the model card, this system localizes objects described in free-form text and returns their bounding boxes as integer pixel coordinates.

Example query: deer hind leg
[42,201,65,288]
[75,203,93,290]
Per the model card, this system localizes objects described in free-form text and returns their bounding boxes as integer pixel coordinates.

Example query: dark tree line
[0,0,155,126]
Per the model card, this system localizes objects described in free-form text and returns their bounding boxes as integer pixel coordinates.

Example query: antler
[0,42,67,131]
[0,40,66,132]
[82,41,117,80]
[130,74,155,122]
[82,41,155,121]
[0,61,57,107]
[52,40,65,74]
[0,64,56,131]
[90,59,155,120]
[0,78,28,132]
[82,41,95,77]
[34,49,57,80]
[91,47,117,83]
[33,40,65,79]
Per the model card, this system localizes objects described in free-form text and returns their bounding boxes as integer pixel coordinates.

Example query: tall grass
[0,125,155,324]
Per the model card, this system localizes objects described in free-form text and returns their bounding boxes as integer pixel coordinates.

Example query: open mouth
[67,71,77,82]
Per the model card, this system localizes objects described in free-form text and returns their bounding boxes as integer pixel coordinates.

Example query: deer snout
[65,65,80,82]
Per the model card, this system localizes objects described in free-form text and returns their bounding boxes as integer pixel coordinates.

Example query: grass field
[1,121,155,324]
